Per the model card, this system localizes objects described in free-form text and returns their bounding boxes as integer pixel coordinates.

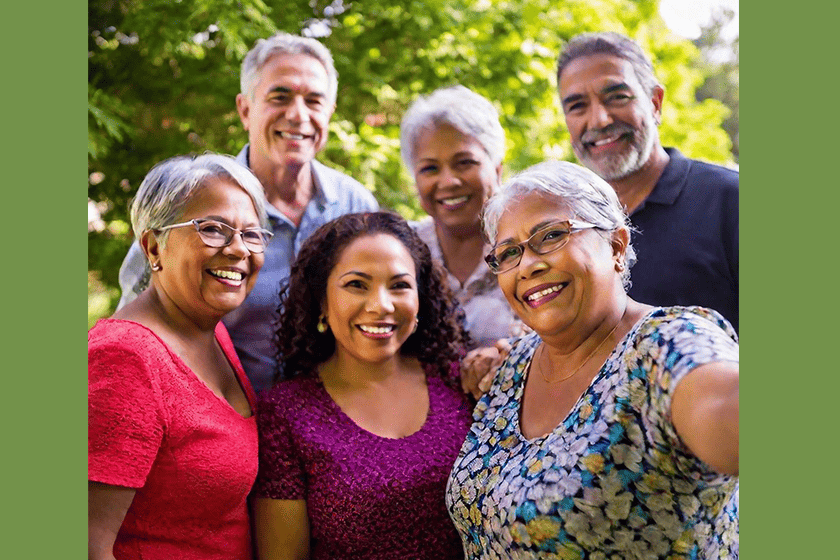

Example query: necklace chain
[538,307,628,384]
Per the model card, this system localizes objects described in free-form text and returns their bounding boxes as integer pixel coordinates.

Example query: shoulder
[89,319,168,358]
[667,148,739,193]
[257,377,322,414]
[633,306,737,342]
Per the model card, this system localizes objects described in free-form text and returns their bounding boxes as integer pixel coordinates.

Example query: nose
[285,95,310,124]
[366,286,395,313]
[439,165,460,188]
[587,100,613,131]
[517,245,547,279]
[222,231,252,258]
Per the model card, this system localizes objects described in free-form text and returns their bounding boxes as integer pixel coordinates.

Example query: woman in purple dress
[253,212,472,560]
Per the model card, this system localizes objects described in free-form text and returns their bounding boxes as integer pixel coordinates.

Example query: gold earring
[412,316,419,334]
[317,315,329,333]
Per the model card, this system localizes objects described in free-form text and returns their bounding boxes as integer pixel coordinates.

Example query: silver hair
[130,153,269,247]
[399,85,506,172]
[483,160,637,291]
[240,32,338,105]
[557,32,659,97]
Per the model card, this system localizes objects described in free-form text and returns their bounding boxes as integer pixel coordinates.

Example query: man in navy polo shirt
[556,32,738,332]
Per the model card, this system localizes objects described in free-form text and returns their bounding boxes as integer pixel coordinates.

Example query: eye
[198,222,228,237]
[606,93,633,105]
[306,97,324,107]
[496,245,521,264]
[455,158,478,169]
[565,101,585,113]
[241,229,264,243]
[391,280,413,290]
[418,164,437,175]
[343,279,366,289]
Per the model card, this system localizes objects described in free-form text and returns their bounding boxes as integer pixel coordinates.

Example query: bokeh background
[88,0,739,326]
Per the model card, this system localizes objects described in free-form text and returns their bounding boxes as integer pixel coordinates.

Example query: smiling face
[413,124,501,235]
[236,53,334,173]
[558,54,662,181]
[323,233,420,366]
[494,191,624,340]
[148,178,264,325]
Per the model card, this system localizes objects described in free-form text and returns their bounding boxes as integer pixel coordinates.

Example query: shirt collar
[642,147,689,207]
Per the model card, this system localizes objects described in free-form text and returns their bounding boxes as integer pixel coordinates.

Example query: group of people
[89,29,739,560]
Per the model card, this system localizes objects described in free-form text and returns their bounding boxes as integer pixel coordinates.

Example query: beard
[574,114,658,182]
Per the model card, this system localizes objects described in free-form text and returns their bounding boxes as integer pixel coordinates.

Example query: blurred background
[88,0,739,327]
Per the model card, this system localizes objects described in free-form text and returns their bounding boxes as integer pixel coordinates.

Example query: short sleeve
[638,308,738,478]
[88,342,165,488]
[254,395,306,500]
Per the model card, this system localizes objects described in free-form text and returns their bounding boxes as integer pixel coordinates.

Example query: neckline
[312,373,436,442]
[513,308,659,443]
[96,318,256,419]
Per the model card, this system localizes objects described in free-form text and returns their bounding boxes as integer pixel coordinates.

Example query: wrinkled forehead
[559,53,644,96]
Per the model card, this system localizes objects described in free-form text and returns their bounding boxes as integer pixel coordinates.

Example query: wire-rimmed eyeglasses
[484,219,599,274]
[156,219,274,254]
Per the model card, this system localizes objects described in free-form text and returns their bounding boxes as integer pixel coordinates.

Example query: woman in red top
[88,154,272,560]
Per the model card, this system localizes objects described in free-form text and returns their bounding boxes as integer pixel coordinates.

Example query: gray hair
[483,160,637,290]
[557,32,659,97]
[130,153,269,247]
[400,85,506,172]
[240,32,338,106]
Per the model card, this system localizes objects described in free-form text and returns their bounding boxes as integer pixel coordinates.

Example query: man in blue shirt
[118,33,378,391]
[556,32,738,332]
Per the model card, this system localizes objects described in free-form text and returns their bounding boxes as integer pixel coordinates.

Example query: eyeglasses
[156,219,274,254]
[484,219,599,274]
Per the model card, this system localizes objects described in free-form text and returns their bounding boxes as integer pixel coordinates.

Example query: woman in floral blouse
[445,160,739,559]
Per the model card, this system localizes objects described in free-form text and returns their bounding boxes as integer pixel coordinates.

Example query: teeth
[440,195,469,207]
[526,284,563,301]
[593,136,620,146]
[210,270,243,281]
[280,132,305,140]
[358,325,395,334]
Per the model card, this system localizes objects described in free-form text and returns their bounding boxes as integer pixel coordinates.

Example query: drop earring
[317,314,329,334]
[150,261,161,271]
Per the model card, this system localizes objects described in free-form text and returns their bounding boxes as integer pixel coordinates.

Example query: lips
[582,125,634,151]
[438,195,470,210]
[208,268,245,286]
[357,323,397,338]
[276,131,311,141]
[521,282,567,308]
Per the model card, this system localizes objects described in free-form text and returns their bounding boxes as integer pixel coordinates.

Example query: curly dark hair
[273,212,471,387]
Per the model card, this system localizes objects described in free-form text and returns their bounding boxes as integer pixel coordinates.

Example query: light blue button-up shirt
[117,146,378,392]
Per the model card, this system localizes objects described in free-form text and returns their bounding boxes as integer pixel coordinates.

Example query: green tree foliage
[89,0,734,319]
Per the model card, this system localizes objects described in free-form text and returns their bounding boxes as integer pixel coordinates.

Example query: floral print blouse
[446,307,739,559]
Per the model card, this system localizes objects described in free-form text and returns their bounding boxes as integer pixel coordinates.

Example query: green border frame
[8,1,87,556]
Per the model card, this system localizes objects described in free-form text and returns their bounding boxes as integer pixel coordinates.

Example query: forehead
[180,178,258,220]
[415,124,485,160]
[333,233,416,274]
[255,53,329,94]
[496,192,571,242]
[559,53,644,97]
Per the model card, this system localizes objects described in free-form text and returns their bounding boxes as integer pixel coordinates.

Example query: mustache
[580,123,635,145]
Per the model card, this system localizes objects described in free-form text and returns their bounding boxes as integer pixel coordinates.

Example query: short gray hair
[557,32,659,97]
[130,153,269,246]
[400,85,506,171]
[483,160,636,290]
[240,32,338,105]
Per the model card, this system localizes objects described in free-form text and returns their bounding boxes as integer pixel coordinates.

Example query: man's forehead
[256,53,329,91]
[559,54,641,93]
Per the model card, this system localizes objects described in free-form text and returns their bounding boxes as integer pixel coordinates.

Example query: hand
[460,339,512,399]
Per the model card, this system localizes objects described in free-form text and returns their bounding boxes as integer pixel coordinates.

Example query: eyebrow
[495,220,568,246]
[338,271,415,281]
[561,82,631,107]
[267,85,326,99]
[200,216,261,228]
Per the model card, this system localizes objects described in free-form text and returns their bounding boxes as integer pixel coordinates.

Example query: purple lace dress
[255,373,471,559]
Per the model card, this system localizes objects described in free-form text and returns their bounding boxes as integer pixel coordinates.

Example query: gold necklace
[537,306,628,384]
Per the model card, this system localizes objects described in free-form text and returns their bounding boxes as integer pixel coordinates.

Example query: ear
[650,85,665,126]
[236,93,251,131]
[140,230,162,268]
[495,163,504,185]
[610,227,630,270]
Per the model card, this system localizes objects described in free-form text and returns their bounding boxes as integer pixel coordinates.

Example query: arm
[460,338,511,399]
[671,361,739,475]
[88,481,136,560]
[253,498,310,560]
